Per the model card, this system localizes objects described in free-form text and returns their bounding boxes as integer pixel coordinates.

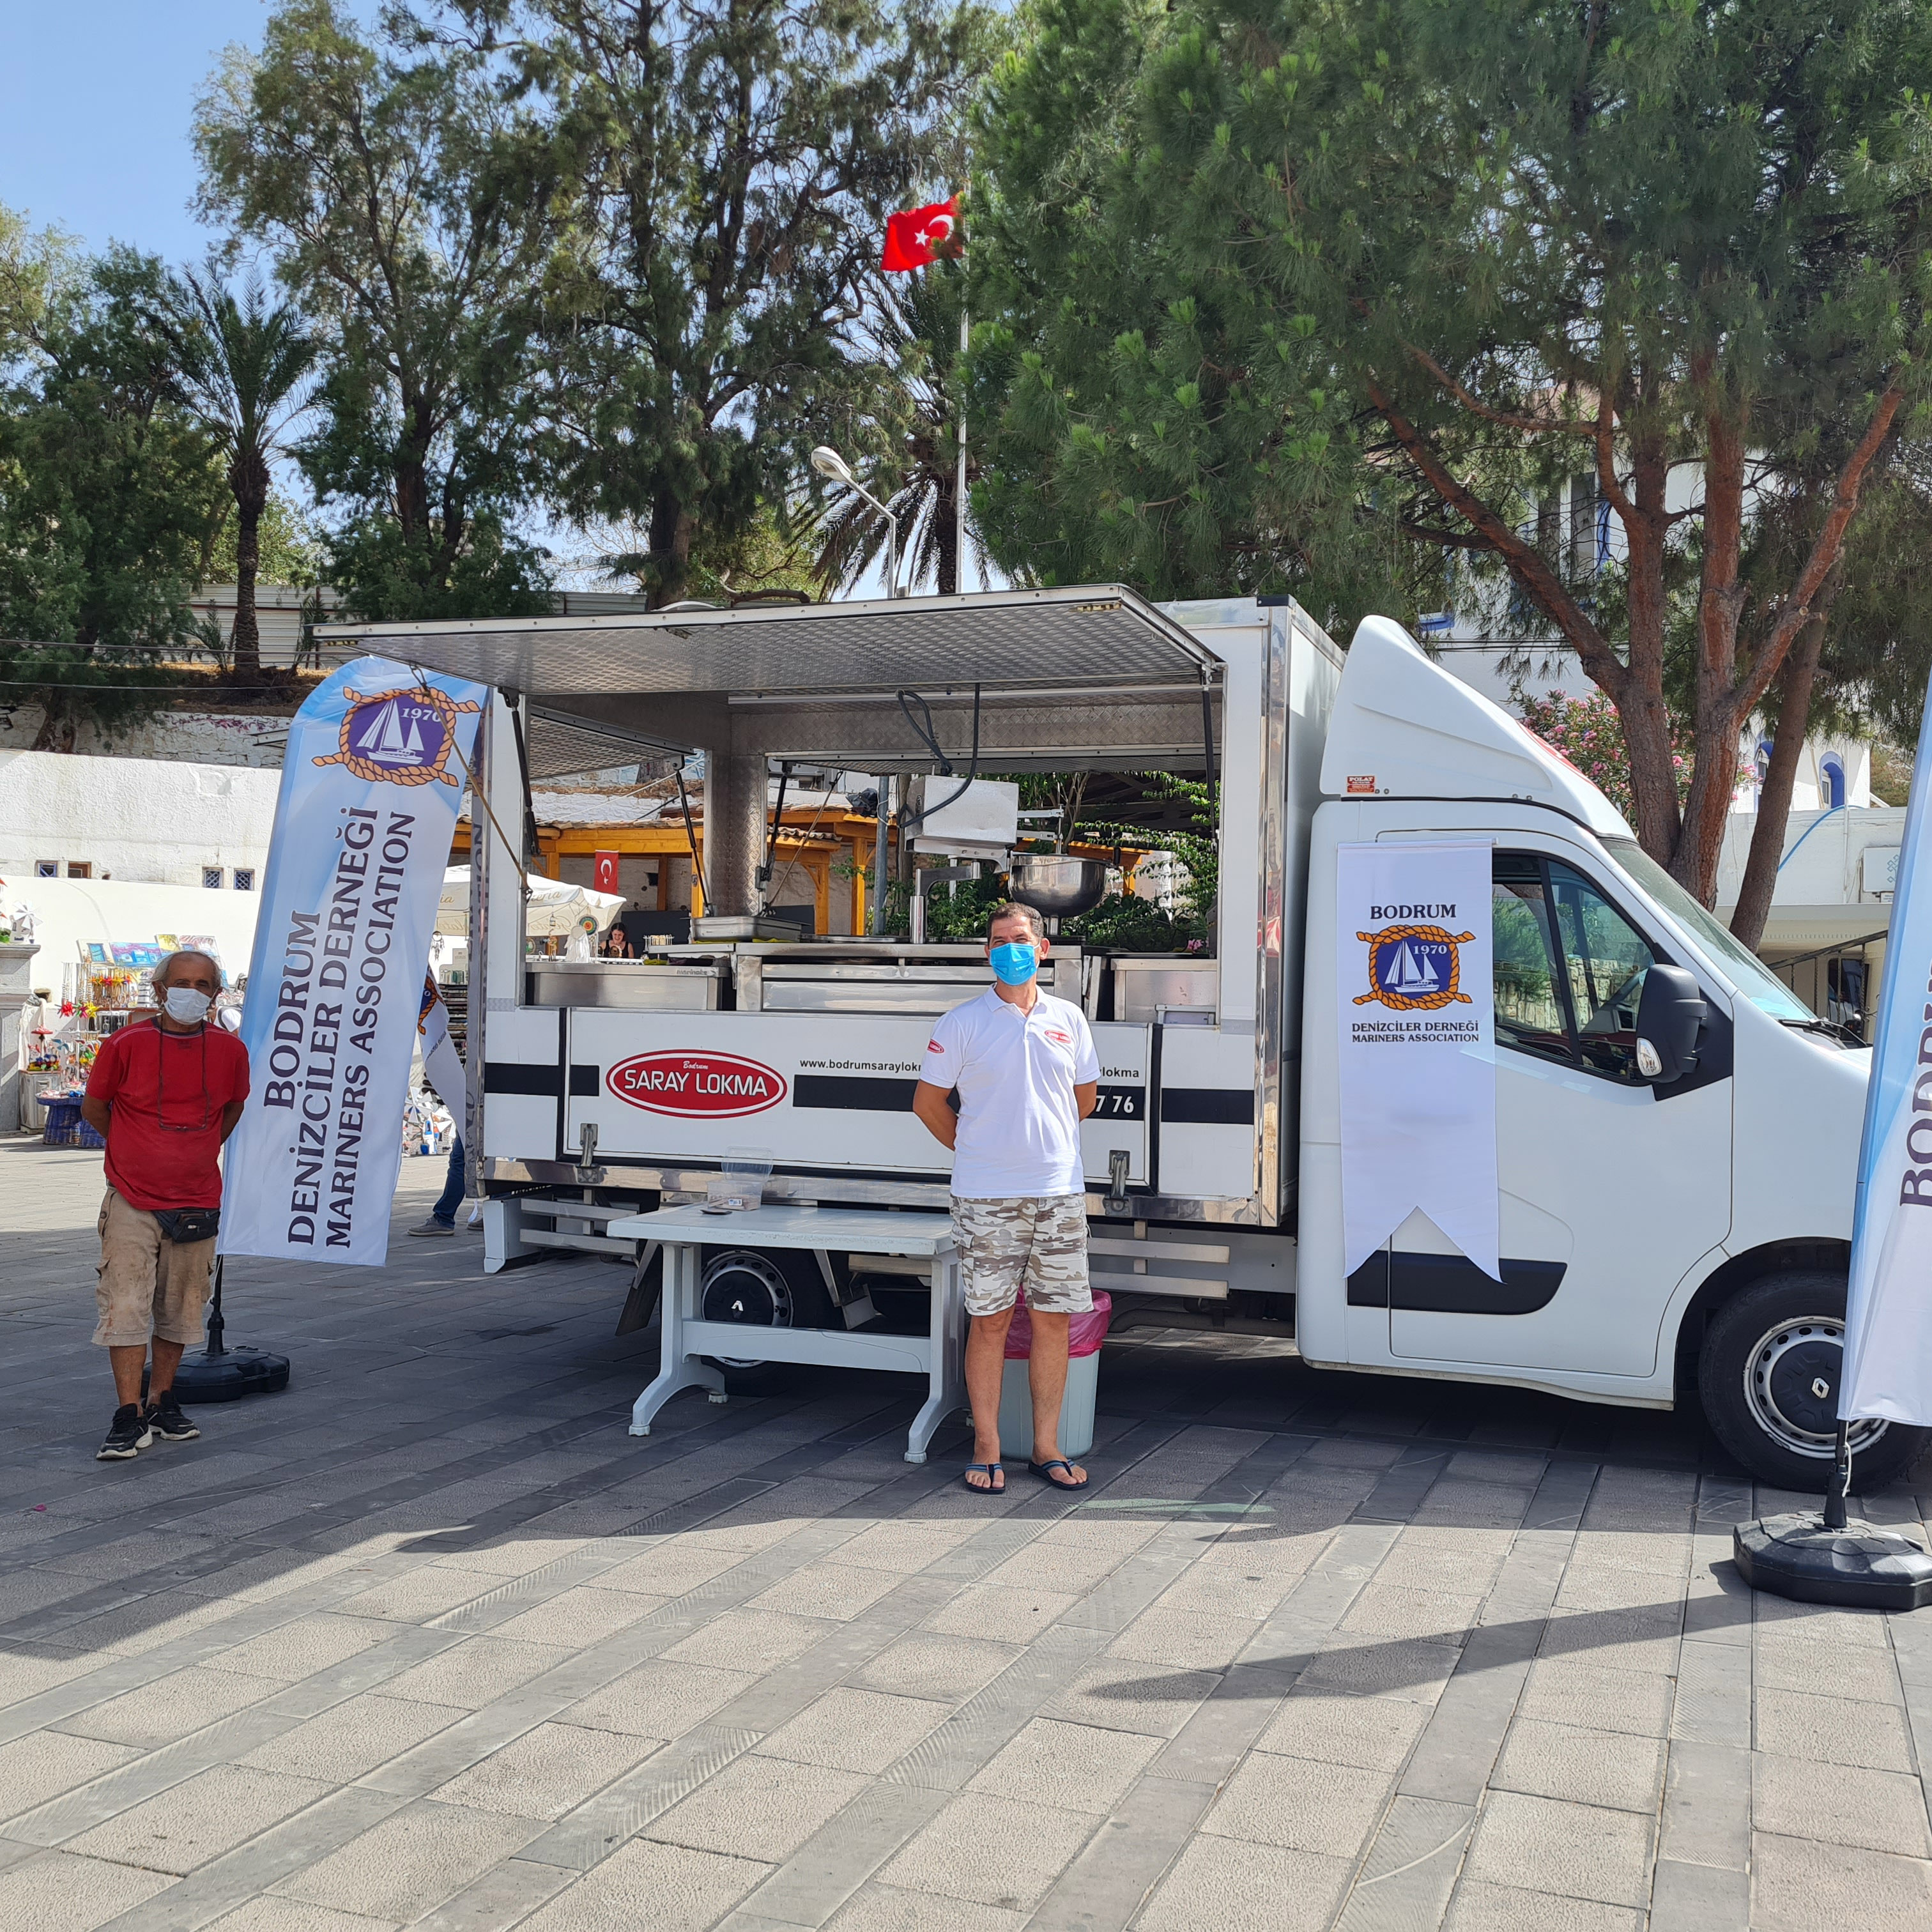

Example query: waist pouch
[151,1206,220,1244]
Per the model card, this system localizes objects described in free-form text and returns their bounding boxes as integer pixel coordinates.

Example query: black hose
[900,683,983,832]
[759,762,790,900]
[674,760,710,911]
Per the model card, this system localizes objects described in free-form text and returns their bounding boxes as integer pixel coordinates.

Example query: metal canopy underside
[315,585,1215,702]
[523,708,680,783]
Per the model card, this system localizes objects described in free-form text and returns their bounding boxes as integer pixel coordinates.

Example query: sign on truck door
[1361,838,1732,1377]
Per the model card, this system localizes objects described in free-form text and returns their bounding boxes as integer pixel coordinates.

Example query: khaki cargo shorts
[950,1194,1094,1318]
[93,1190,215,1348]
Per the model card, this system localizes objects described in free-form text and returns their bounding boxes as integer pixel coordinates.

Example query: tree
[969,0,1415,622]
[162,267,316,679]
[976,0,1932,919]
[1519,691,1695,830]
[454,0,991,608]
[195,0,554,620]
[1730,441,1932,946]
[814,264,979,597]
[0,242,225,747]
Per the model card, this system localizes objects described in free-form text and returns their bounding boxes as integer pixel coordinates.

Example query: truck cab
[1297,617,1898,1489]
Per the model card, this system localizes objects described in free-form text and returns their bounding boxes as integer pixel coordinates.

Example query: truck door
[1380,847,1732,1376]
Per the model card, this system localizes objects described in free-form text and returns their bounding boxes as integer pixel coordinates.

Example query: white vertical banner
[418,971,466,1117]
[219,657,489,1268]
[1337,841,1500,1280]
[1841,681,1932,1422]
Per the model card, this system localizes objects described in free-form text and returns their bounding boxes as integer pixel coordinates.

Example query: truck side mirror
[1634,964,1705,1084]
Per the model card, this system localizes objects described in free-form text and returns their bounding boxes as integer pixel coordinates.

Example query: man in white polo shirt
[914,901,1100,1495]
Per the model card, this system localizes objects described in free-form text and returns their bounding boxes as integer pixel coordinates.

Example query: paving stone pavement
[3,1133,1932,1931]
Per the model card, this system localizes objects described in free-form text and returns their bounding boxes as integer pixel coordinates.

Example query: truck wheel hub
[1744,1318,1885,1458]
[701,1252,793,1368]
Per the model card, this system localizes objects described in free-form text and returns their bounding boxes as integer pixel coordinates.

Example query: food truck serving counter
[316,584,1910,1491]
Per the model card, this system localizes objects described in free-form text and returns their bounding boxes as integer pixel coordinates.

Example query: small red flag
[882,196,961,272]
[594,850,620,894]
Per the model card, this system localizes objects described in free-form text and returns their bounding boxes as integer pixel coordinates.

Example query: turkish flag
[882,197,961,272]
[594,850,620,894]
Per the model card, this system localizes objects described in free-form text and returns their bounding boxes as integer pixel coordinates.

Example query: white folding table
[604,1203,965,1462]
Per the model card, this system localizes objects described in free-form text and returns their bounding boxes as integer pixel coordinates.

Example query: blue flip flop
[963,1462,1006,1496]
[1029,1458,1089,1491]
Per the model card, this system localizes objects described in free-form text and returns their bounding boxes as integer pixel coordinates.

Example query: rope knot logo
[314,684,481,788]
[1354,923,1476,1010]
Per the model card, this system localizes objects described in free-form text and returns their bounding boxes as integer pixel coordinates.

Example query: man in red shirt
[81,950,250,1460]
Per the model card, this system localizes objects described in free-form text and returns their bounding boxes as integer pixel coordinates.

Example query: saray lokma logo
[314,684,480,788]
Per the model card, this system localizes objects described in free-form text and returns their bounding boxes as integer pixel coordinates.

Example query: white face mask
[162,986,213,1024]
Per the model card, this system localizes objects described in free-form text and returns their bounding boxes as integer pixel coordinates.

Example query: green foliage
[452,0,993,608]
[1061,889,1201,951]
[814,263,982,597]
[160,265,318,675]
[203,489,325,587]
[195,0,553,620]
[967,0,1422,622]
[682,507,821,604]
[325,510,554,624]
[0,238,226,746]
[974,0,1932,908]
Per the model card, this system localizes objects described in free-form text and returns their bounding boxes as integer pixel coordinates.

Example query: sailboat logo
[314,681,480,788]
[1356,923,1476,1011]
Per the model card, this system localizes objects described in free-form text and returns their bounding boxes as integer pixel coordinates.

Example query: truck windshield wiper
[1780,1017,1865,1048]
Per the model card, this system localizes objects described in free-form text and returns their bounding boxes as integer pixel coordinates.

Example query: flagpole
[957,306,969,595]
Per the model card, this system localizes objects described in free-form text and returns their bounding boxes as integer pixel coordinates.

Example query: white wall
[3,876,262,999]
[0,749,278,887]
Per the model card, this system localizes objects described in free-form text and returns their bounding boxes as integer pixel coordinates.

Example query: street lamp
[811,445,903,598]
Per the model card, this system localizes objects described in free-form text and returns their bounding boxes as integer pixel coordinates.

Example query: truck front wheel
[1697,1271,1929,1492]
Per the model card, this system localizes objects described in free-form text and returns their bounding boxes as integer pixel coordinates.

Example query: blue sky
[0,3,372,264]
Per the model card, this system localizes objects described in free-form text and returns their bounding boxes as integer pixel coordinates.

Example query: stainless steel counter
[526,960,727,1010]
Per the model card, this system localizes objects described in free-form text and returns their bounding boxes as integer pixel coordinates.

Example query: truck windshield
[1600,836,1818,1024]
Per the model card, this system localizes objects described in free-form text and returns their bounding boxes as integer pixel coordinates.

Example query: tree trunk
[1673,401,1751,903]
[645,494,693,609]
[30,705,77,753]
[229,448,269,682]
[1615,420,1681,862]
[935,473,958,597]
[1729,616,1827,953]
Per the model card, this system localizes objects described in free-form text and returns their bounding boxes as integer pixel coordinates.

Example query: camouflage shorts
[950,1194,1093,1318]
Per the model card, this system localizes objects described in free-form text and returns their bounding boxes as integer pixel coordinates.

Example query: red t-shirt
[84,1019,251,1212]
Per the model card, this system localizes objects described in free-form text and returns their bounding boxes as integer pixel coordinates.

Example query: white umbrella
[436,866,627,939]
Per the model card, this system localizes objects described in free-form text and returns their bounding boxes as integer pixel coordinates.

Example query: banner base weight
[171,1348,291,1405]
[1734,1512,1932,1611]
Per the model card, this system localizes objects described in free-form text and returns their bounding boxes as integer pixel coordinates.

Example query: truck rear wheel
[1697,1271,1928,1492]
[698,1248,835,1395]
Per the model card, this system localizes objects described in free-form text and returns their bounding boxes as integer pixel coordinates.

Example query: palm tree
[164,267,315,680]
[815,266,981,597]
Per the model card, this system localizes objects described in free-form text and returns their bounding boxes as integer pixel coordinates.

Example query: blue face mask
[990,941,1038,986]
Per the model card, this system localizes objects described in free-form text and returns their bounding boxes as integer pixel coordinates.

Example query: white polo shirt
[918,986,1101,1198]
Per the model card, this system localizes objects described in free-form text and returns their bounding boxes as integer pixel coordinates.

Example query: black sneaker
[98,1404,153,1460]
[144,1392,200,1441]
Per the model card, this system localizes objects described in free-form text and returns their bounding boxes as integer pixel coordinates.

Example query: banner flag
[1841,678,1932,1422]
[1337,841,1500,1280]
[882,196,960,272]
[418,972,466,1119]
[219,658,488,1267]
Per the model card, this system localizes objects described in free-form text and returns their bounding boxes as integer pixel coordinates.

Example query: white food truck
[321,587,1905,1489]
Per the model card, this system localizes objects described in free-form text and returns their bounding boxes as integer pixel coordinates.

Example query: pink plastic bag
[1004,1289,1112,1360]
